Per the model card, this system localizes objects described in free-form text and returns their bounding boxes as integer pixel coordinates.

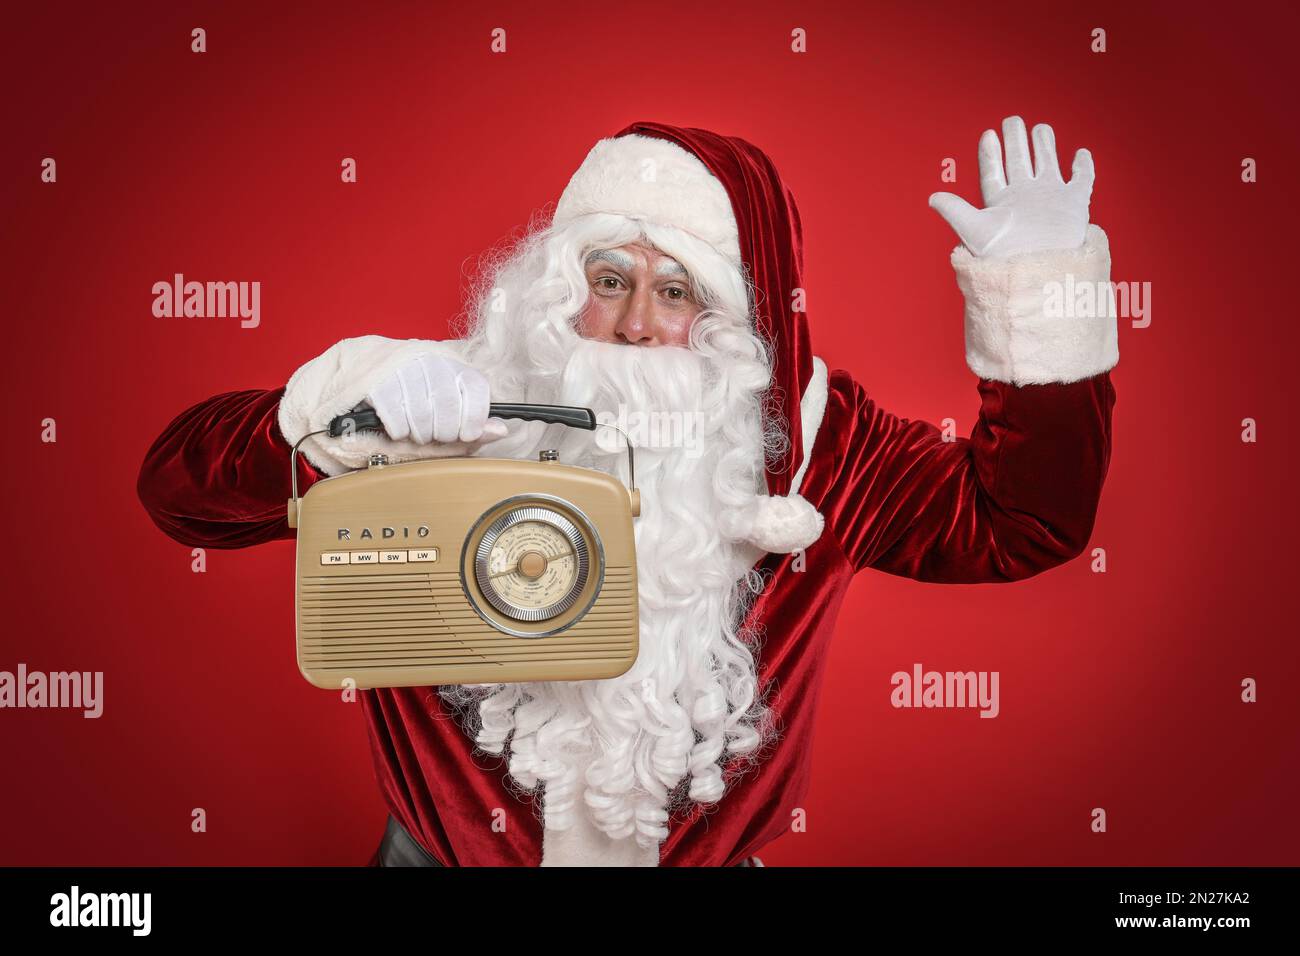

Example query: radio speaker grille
[297,568,636,685]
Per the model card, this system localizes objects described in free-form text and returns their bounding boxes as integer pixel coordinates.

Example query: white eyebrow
[586,248,635,270]
[655,259,687,278]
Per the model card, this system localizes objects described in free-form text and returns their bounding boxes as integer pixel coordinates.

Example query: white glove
[929,115,1094,258]
[365,353,507,444]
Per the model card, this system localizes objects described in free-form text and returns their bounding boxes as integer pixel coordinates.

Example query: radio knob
[518,550,547,579]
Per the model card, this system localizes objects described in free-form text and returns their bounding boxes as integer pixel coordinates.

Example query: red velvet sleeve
[136,387,325,549]
[823,370,1116,582]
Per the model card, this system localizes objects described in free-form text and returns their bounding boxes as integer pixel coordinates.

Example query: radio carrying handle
[287,403,637,527]
[326,403,598,436]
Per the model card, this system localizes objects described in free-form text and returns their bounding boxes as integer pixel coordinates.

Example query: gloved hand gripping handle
[287,403,635,527]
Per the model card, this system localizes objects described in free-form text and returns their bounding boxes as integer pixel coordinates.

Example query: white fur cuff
[951,224,1119,386]
[278,334,471,476]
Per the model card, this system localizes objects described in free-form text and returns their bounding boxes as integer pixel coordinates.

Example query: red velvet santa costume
[137,121,1117,866]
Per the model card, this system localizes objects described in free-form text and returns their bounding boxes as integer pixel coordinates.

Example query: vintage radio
[286,404,640,689]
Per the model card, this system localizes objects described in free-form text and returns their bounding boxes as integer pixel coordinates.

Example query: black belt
[377,815,445,867]
[377,814,764,867]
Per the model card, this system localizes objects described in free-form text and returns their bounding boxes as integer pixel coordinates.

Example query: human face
[575,241,701,347]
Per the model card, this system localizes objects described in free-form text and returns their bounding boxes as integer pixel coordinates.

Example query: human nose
[614,286,656,345]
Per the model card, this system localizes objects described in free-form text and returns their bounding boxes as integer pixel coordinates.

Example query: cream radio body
[287,404,641,690]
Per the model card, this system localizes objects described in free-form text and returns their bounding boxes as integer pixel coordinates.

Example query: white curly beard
[436,329,778,865]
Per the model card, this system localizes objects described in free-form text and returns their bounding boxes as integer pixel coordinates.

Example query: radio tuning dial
[467,501,597,629]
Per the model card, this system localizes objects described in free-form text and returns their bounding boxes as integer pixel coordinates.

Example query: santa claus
[137,118,1117,867]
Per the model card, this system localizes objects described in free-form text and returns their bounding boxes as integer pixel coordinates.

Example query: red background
[2,1,1297,865]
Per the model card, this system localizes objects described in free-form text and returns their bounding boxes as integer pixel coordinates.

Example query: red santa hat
[552,121,826,555]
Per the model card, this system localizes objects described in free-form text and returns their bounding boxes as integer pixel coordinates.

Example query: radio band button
[319,550,436,566]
